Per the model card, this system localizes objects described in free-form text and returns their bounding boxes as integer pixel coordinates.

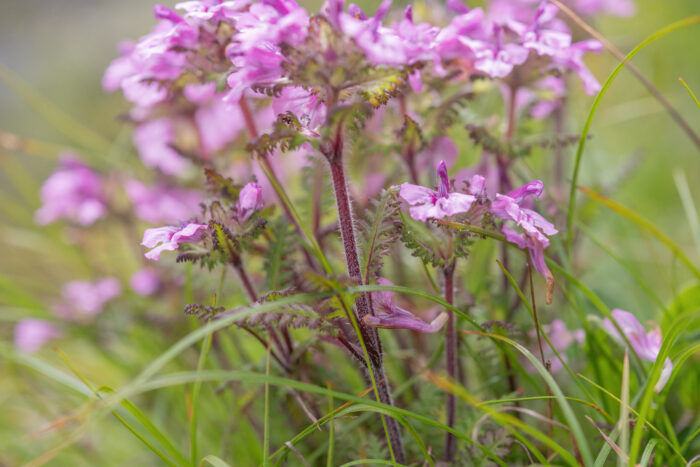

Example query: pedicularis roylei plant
[20,0,700,465]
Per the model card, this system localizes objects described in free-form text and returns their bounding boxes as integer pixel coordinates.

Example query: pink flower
[508,2,571,57]
[142,223,208,260]
[35,154,107,226]
[459,25,530,78]
[364,278,448,334]
[14,319,60,353]
[184,82,247,155]
[527,319,585,373]
[399,161,476,222]
[237,182,264,222]
[604,309,673,392]
[125,179,201,224]
[53,278,122,318]
[552,39,603,95]
[491,180,558,302]
[133,118,191,175]
[129,268,161,296]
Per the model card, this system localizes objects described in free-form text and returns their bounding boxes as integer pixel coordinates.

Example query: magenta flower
[460,25,530,78]
[399,161,476,222]
[129,268,161,296]
[35,154,107,226]
[604,309,673,392]
[132,118,192,176]
[53,278,122,319]
[527,319,585,373]
[491,180,558,302]
[238,182,264,222]
[125,179,201,224]
[552,39,603,95]
[142,223,208,260]
[184,82,246,155]
[14,319,61,354]
[364,279,448,334]
[508,2,571,57]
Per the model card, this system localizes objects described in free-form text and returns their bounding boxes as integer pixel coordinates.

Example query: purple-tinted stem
[325,123,404,463]
[443,259,457,462]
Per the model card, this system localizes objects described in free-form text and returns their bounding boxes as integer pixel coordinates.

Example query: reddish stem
[443,259,457,462]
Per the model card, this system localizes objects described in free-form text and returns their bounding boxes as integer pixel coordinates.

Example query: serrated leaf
[358,190,401,283]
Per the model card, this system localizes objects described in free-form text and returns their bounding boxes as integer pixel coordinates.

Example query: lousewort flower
[35,154,107,226]
[491,180,558,303]
[604,309,673,392]
[400,161,476,222]
[364,279,448,333]
[53,278,122,319]
[142,223,208,260]
[527,319,585,373]
[237,182,264,223]
[125,179,201,224]
[129,268,161,296]
[14,319,60,354]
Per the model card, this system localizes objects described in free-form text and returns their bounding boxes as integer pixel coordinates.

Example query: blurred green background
[0,0,699,464]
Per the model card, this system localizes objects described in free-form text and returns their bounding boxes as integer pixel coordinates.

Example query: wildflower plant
[3,0,700,465]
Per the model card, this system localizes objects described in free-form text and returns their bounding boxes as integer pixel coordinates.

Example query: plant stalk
[443,258,457,462]
[323,119,405,463]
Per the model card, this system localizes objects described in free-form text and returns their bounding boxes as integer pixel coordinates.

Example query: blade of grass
[679,78,700,109]
[201,455,232,467]
[326,383,335,467]
[639,439,658,467]
[564,15,700,259]
[55,348,186,467]
[673,169,700,256]
[579,373,686,465]
[459,330,593,465]
[618,351,630,467]
[628,310,698,465]
[579,186,700,280]
[428,371,568,465]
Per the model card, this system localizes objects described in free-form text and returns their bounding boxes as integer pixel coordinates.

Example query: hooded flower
[53,278,122,319]
[491,180,558,303]
[527,319,585,373]
[237,182,264,222]
[604,309,673,392]
[14,319,61,354]
[364,278,448,333]
[129,268,161,296]
[125,179,202,224]
[400,160,476,222]
[142,222,208,260]
[35,154,107,226]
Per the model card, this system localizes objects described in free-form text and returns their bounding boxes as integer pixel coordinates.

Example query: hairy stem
[443,259,457,462]
[323,117,404,463]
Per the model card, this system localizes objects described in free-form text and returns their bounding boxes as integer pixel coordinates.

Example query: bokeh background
[1,0,698,464]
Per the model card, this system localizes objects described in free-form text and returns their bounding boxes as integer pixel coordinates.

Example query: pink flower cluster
[400,161,557,301]
[102,0,608,176]
[35,154,107,226]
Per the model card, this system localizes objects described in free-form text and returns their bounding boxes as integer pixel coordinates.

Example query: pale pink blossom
[604,309,673,392]
[130,268,161,296]
[53,278,122,318]
[14,319,61,354]
[142,223,208,260]
[364,278,448,333]
[400,161,476,222]
[237,182,264,222]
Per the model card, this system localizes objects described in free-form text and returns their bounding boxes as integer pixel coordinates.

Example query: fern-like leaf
[263,221,295,290]
[358,189,401,283]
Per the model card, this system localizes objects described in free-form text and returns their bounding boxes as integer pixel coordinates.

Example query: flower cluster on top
[101,0,612,175]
